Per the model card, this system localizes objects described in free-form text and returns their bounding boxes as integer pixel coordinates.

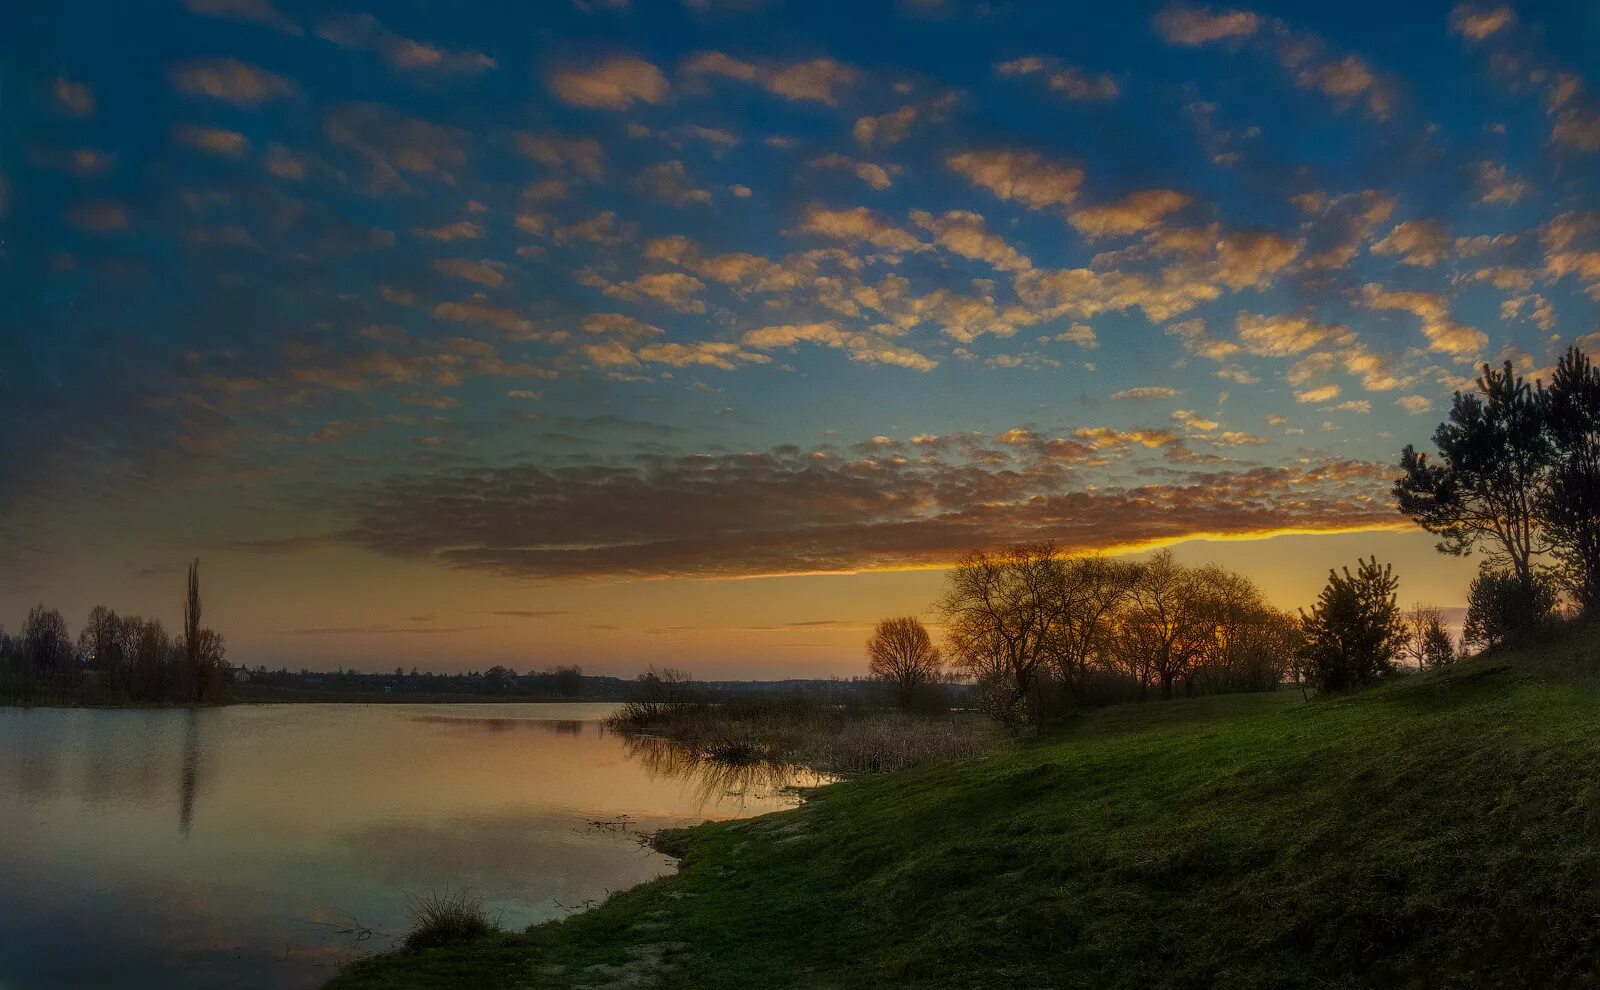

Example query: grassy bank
[331,627,1600,988]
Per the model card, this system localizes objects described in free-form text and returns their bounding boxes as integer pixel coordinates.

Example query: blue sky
[3,0,1598,675]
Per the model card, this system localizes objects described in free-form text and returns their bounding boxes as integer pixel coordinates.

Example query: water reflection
[0,703,817,990]
[179,709,202,836]
[621,734,834,811]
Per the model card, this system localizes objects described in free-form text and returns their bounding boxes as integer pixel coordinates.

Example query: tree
[1541,346,1600,613]
[1115,551,1218,700]
[183,559,204,704]
[1400,603,1455,670]
[554,664,584,697]
[1042,556,1138,702]
[1421,622,1456,669]
[23,605,74,678]
[1395,361,1551,620]
[1461,565,1558,654]
[938,543,1068,725]
[1298,557,1404,692]
[866,616,944,710]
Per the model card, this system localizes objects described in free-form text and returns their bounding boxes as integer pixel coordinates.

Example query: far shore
[0,689,630,709]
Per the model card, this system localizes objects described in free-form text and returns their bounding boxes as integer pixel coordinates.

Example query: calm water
[0,703,825,989]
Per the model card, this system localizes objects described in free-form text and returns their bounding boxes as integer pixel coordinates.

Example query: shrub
[403,890,493,950]
[1461,566,1559,654]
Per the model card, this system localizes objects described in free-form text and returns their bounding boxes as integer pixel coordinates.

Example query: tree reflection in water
[178,709,202,837]
[620,734,832,812]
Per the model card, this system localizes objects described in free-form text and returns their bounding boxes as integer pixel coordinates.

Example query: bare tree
[866,616,944,710]
[1401,603,1444,670]
[938,543,1068,725]
[1115,551,1218,699]
[1042,556,1138,702]
[23,605,74,679]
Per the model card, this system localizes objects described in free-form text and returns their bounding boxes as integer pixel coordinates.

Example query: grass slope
[330,630,1600,989]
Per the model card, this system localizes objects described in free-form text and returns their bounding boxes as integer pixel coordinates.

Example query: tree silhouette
[866,616,944,710]
[1298,557,1404,692]
[184,559,203,704]
[1542,346,1600,613]
[1395,361,1550,615]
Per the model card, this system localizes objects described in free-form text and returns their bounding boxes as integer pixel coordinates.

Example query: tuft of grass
[402,890,495,951]
[332,627,1600,989]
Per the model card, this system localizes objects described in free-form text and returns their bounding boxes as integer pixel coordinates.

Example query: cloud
[1153,4,1262,45]
[854,106,918,146]
[551,55,670,109]
[586,340,770,371]
[516,134,606,179]
[1473,161,1528,206]
[1295,384,1341,403]
[432,296,537,335]
[1172,409,1218,431]
[182,0,302,35]
[169,57,299,106]
[1449,4,1516,41]
[1215,229,1301,288]
[1372,219,1454,267]
[909,209,1031,271]
[338,441,1400,579]
[637,159,712,205]
[52,78,95,117]
[1158,5,1394,120]
[66,201,129,234]
[584,271,708,313]
[809,154,897,190]
[683,51,861,106]
[174,125,250,157]
[798,205,924,254]
[317,13,497,77]
[1396,395,1433,413]
[582,313,665,341]
[1361,284,1487,356]
[741,322,938,371]
[324,103,467,195]
[416,220,483,241]
[995,56,1119,101]
[1112,386,1181,400]
[945,149,1084,210]
[433,258,504,288]
[1541,212,1600,295]
[1235,312,1352,357]
[1051,324,1099,349]
[1067,189,1191,238]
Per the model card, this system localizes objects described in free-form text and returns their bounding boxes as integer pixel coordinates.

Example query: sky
[3,0,1599,678]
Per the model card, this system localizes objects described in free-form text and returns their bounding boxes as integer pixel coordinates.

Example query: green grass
[329,628,1600,989]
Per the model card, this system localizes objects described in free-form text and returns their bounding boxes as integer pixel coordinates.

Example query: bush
[1461,566,1559,654]
[403,890,493,950]
[613,666,702,724]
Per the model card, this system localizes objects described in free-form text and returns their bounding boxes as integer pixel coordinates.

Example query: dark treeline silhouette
[1397,345,1600,651]
[234,662,628,701]
[0,559,228,706]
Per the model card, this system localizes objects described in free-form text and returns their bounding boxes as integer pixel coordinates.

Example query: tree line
[0,560,228,705]
[863,346,1600,724]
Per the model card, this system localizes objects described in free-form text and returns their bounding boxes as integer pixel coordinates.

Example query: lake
[0,703,826,988]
